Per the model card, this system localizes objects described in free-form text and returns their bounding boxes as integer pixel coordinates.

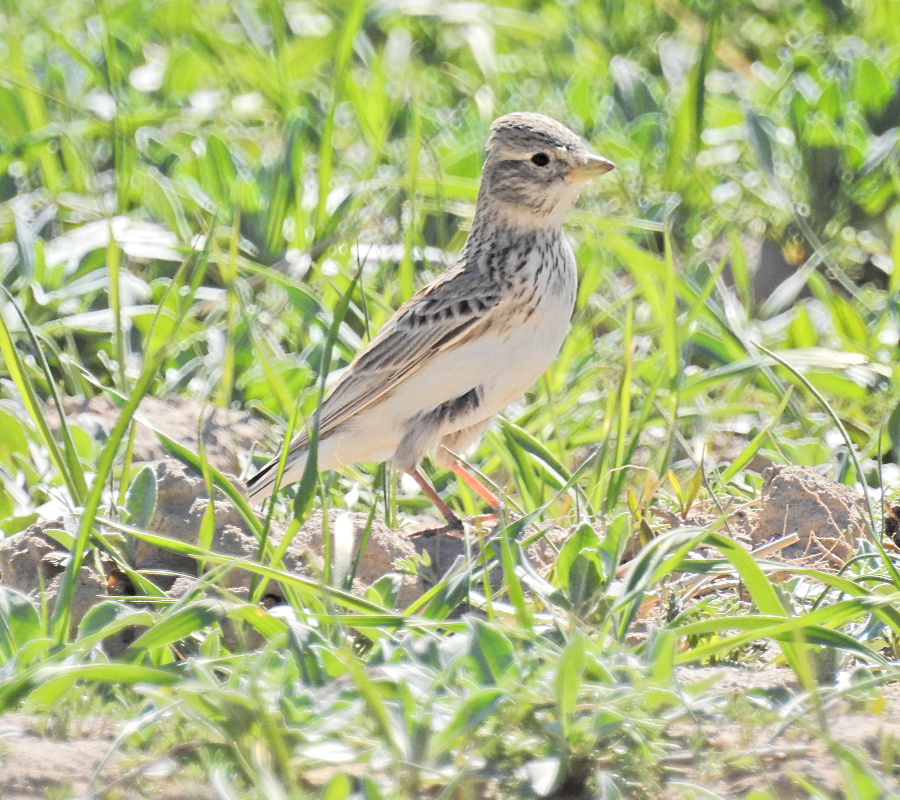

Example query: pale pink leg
[407,468,462,528]
[449,463,500,509]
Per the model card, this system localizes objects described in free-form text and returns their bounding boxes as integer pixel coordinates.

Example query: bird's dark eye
[530,152,550,166]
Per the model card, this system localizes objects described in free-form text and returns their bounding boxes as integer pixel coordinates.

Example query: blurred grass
[1,0,900,796]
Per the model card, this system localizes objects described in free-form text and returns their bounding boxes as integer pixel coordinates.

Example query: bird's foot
[407,467,466,529]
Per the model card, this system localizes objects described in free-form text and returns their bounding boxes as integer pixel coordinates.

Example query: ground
[1,399,896,798]
[4,669,900,798]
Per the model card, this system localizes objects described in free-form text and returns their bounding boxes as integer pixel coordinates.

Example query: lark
[246,112,615,526]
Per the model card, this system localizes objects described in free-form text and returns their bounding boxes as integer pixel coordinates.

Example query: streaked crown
[478,112,614,226]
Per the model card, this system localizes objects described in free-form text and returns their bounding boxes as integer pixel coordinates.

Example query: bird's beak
[566,153,616,183]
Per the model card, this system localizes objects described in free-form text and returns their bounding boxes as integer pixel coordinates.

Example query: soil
[0,714,217,800]
[3,668,899,798]
[671,667,900,798]
[49,394,264,474]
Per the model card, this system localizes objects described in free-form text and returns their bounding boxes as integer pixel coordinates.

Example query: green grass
[1,0,900,796]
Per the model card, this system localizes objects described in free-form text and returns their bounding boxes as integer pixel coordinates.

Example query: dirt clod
[0,518,107,634]
[751,465,866,569]
[0,517,65,592]
[135,459,268,592]
[50,394,263,474]
[291,508,424,606]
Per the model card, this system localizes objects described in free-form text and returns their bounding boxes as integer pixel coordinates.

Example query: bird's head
[478,112,615,229]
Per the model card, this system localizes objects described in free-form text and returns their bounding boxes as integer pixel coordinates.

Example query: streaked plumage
[247,112,614,523]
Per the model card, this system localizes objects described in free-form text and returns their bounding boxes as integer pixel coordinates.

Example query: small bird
[247,112,614,526]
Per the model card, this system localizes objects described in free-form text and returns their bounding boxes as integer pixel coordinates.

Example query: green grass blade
[0,287,87,502]
[718,386,793,485]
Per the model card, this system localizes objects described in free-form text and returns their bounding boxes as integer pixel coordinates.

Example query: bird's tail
[245,449,308,505]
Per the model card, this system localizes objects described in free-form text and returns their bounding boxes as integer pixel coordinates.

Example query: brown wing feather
[288,260,502,448]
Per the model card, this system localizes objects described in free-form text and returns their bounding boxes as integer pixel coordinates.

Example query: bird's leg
[449,463,500,510]
[438,445,501,511]
[406,467,463,529]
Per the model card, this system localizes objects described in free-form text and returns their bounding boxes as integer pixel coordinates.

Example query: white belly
[321,243,577,468]
[397,247,574,430]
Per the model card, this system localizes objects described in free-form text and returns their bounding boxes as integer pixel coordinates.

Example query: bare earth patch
[50,394,264,474]
[672,666,900,797]
[0,714,217,800]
